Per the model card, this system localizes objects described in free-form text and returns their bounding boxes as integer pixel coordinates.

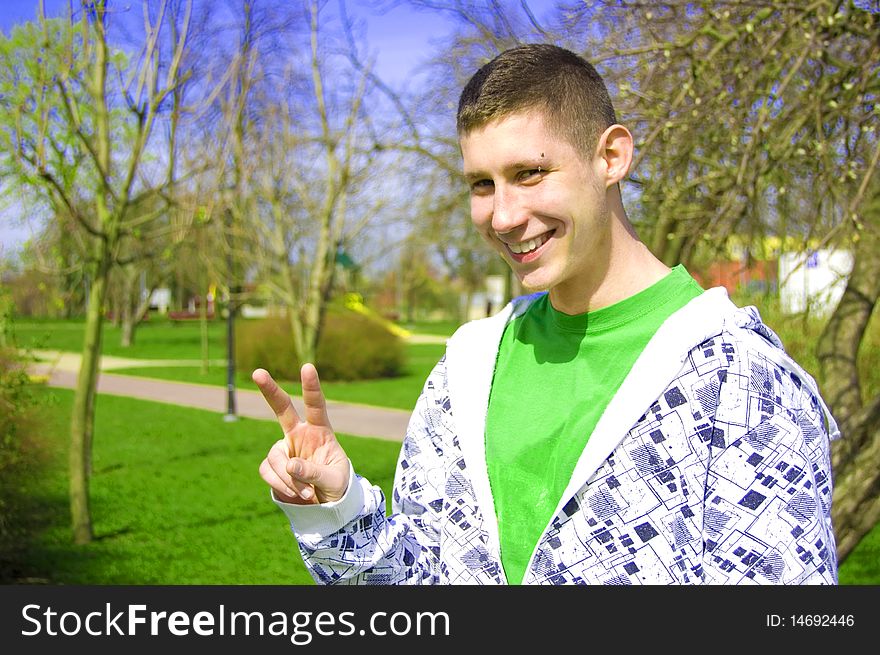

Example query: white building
[466,274,507,321]
[778,249,852,317]
[148,288,171,314]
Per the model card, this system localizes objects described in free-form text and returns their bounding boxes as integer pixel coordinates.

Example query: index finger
[252,368,302,445]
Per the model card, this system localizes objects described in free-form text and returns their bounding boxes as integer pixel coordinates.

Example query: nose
[491,184,526,235]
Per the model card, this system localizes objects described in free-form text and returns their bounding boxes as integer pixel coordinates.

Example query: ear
[595,124,633,188]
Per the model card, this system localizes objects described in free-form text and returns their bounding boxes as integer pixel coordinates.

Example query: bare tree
[0,1,196,543]
[234,0,410,365]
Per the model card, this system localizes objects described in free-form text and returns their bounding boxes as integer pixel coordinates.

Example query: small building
[148,288,171,314]
[466,274,507,321]
[778,249,852,317]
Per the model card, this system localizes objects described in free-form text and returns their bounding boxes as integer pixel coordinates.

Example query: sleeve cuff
[271,460,366,542]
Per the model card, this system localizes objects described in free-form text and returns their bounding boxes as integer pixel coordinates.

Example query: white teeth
[508,234,548,254]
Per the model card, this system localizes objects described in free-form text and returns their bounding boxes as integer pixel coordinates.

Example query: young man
[255,44,839,585]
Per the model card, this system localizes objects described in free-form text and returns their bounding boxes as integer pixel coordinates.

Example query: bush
[236,307,405,382]
[235,316,297,380]
[0,347,45,582]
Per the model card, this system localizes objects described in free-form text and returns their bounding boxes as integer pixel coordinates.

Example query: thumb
[288,457,322,485]
[288,457,349,503]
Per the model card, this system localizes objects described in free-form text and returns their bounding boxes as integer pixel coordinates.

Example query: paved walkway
[30,350,413,442]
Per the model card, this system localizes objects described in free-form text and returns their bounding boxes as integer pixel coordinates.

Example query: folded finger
[267,440,311,497]
[259,457,300,502]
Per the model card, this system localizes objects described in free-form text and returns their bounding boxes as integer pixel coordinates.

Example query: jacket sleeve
[274,356,452,585]
[699,336,837,584]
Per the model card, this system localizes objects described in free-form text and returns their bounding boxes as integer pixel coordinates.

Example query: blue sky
[0,1,457,82]
[0,1,450,254]
[0,0,457,253]
[0,0,557,256]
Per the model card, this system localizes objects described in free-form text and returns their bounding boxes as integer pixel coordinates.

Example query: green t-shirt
[485,265,704,584]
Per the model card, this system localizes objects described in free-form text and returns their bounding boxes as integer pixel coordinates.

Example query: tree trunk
[405,283,415,323]
[128,286,154,349]
[301,232,334,366]
[110,286,122,327]
[462,288,473,324]
[818,224,880,467]
[69,245,111,545]
[649,213,677,265]
[119,269,154,349]
[121,313,134,347]
[817,216,880,564]
[120,268,134,347]
[175,269,184,312]
[59,227,82,319]
[828,396,880,560]
[200,287,210,375]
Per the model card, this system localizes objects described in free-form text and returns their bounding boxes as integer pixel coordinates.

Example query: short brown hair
[457,43,617,157]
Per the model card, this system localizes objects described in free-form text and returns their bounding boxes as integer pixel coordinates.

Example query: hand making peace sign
[255,364,351,505]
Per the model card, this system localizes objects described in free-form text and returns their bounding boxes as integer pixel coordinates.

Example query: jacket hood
[728,303,785,349]
[723,298,839,441]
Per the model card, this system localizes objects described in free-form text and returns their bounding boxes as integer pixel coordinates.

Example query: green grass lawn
[13,316,458,360]
[6,386,879,584]
[14,316,229,360]
[839,536,880,585]
[9,387,400,585]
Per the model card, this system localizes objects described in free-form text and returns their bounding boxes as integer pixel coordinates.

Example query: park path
[29,350,416,442]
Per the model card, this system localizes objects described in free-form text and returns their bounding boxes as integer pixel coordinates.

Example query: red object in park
[691,259,778,295]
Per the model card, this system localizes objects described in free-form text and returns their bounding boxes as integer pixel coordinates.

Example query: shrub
[0,346,45,582]
[235,316,297,380]
[236,307,405,382]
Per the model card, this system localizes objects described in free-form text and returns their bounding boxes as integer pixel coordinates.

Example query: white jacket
[276,288,839,584]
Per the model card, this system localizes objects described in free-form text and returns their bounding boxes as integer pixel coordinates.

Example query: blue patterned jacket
[275,288,839,584]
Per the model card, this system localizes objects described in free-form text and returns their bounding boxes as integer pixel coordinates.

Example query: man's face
[460,111,612,311]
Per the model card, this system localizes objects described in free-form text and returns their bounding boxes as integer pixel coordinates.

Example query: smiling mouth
[507,232,551,255]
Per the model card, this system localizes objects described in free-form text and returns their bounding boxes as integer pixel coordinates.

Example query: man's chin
[516,274,552,294]
[519,278,550,293]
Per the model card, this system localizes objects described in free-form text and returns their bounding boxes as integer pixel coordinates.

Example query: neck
[549,203,671,315]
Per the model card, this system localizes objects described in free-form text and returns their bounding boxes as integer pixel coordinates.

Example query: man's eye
[471,179,494,193]
[518,168,543,182]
